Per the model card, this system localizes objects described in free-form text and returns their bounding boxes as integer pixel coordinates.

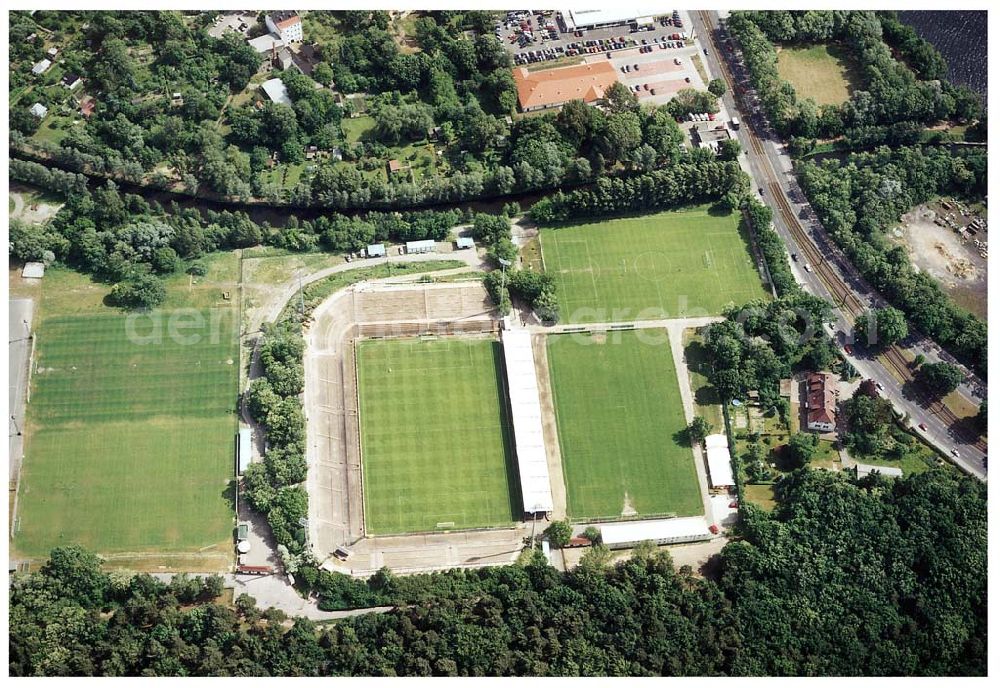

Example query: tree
[854,307,908,349]
[976,401,986,434]
[718,138,742,161]
[544,520,573,548]
[582,526,602,544]
[688,416,713,443]
[786,432,817,469]
[917,362,964,397]
[108,273,167,310]
[707,78,728,97]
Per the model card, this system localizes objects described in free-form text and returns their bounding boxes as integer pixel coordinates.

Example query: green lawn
[682,328,724,431]
[14,309,238,559]
[546,330,703,521]
[357,337,519,534]
[776,43,860,106]
[541,206,768,323]
[342,115,376,144]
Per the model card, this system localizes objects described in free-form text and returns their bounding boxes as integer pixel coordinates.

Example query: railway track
[698,11,986,454]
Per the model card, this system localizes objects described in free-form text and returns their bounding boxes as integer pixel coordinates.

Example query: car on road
[704,47,709,55]
[803,263,812,273]
[791,253,798,261]
[951,449,961,458]
[875,382,884,391]
[843,343,852,355]
[918,423,928,432]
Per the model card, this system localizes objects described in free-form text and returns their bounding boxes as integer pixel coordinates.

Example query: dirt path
[665,317,722,527]
[531,333,567,520]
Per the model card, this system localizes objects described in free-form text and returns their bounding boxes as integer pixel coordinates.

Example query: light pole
[11,415,21,437]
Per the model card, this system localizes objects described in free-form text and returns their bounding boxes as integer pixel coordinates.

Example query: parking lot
[501,10,706,106]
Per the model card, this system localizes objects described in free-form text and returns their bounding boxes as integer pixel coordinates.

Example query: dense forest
[797,145,988,376]
[10,469,986,676]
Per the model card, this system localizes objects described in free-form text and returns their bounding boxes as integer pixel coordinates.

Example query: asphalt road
[9,299,34,487]
[691,11,986,479]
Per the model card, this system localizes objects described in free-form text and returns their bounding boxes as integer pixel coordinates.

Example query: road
[9,299,34,495]
[691,11,986,479]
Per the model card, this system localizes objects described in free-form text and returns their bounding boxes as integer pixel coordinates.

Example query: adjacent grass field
[546,330,703,520]
[357,337,519,534]
[776,43,860,106]
[541,206,767,323]
[15,309,238,559]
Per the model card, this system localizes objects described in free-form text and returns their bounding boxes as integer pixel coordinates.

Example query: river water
[898,11,987,98]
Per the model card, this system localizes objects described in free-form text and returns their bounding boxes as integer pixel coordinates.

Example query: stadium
[302,274,721,575]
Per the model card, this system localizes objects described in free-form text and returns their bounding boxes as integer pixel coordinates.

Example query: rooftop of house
[513,61,618,110]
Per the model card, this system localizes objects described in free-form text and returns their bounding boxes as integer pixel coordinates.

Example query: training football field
[541,205,768,323]
[357,337,519,534]
[14,310,238,560]
[546,330,703,520]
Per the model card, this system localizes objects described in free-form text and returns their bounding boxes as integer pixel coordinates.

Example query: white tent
[704,433,735,488]
[502,328,553,514]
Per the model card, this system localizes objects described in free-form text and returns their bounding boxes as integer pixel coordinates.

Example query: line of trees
[796,145,987,376]
[11,467,986,675]
[243,324,309,554]
[529,159,746,224]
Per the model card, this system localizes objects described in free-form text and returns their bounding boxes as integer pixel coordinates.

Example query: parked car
[951,449,961,458]
[918,423,928,432]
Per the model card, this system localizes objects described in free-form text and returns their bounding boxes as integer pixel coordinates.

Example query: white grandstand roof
[705,433,735,488]
[502,328,553,514]
[600,517,712,547]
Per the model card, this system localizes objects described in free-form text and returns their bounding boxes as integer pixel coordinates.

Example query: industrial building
[501,328,554,516]
[599,516,713,550]
[560,8,656,32]
[513,62,618,112]
[704,433,735,489]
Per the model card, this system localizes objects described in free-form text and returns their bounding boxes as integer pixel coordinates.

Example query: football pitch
[356,337,519,534]
[14,310,238,560]
[540,206,768,323]
[546,330,703,520]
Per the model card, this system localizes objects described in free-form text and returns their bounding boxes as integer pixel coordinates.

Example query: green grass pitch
[546,330,703,520]
[540,205,769,323]
[14,310,238,557]
[357,337,519,535]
